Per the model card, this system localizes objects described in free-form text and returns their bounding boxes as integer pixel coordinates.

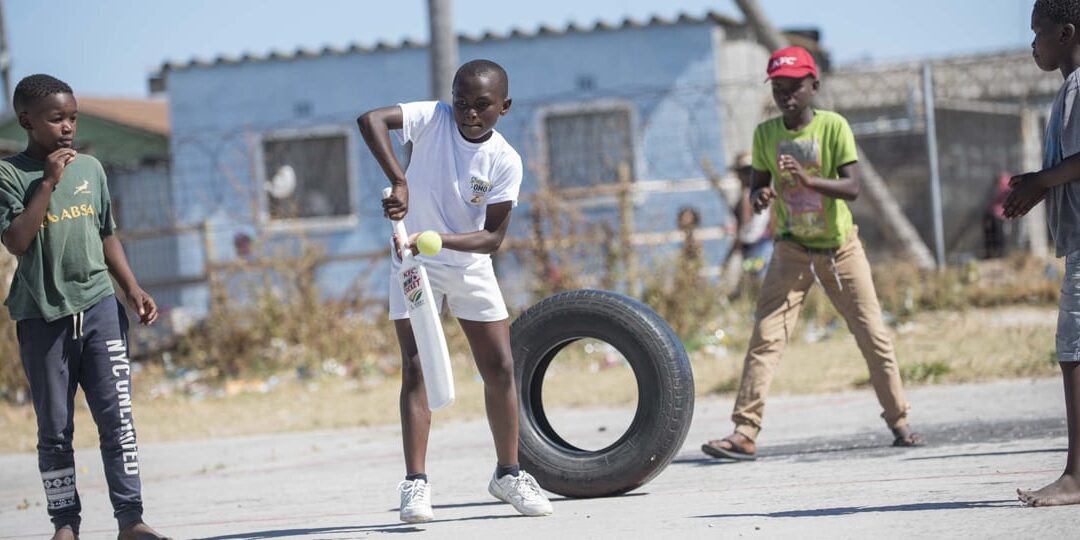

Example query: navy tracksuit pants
[17,295,143,533]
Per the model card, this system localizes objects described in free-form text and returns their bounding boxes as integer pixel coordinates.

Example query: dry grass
[692,306,1057,397]
[0,219,1065,453]
[0,252,22,403]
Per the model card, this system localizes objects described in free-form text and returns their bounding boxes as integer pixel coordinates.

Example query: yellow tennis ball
[416,230,442,256]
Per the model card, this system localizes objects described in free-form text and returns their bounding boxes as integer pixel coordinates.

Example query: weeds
[0,186,1065,405]
[873,254,1061,319]
[900,360,952,384]
[0,253,24,403]
[166,241,402,384]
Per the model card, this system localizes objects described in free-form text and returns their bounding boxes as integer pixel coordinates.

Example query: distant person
[983,172,1011,258]
[731,151,774,280]
[1006,0,1080,507]
[701,46,923,461]
[677,205,702,261]
[0,75,168,539]
[357,59,552,522]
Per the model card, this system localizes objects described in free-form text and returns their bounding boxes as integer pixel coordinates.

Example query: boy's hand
[778,155,811,188]
[390,232,420,260]
[405,232,421,256]
[43,149,77,187]
[1004,172,1047,219]
[751,187,776,213]
[125,287,158,325]
[382,184,409,221]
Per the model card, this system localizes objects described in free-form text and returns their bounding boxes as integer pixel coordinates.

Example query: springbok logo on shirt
[73,180,90,195]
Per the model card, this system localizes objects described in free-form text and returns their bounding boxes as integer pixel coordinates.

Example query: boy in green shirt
[0,75,169,539]
[702,47,923,460]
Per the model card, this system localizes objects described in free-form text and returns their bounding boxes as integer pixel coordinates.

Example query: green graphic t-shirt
[0,153,116,321]
[751,110,858,249]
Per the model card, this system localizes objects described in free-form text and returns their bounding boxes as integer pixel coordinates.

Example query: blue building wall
[161,21,745,318]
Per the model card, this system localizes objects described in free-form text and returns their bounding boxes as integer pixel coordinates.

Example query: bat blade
[383,187,455,410]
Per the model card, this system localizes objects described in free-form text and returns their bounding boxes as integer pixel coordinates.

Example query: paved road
[0,378,1074,539]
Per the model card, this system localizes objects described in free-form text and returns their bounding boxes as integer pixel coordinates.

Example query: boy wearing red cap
[702,46,923,460]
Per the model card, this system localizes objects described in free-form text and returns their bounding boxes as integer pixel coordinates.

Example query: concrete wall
[849,107,1027,260]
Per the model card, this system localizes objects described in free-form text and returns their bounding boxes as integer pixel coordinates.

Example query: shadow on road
[382,494,584,512]
[195,514,520,539]
[679,417,1068,466]
[694,499,1016,519]
[903,448,1066,461]
[673,439,901,466]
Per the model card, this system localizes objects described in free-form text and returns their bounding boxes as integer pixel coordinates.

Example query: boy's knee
[37,431,73,454]
[478,356,514,386]
[95,422,135,448]
[746,339,783,358]
[400,359,426,387]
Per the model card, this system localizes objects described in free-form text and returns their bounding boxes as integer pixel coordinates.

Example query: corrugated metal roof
[78,97,170,136]
[153,11,744,75]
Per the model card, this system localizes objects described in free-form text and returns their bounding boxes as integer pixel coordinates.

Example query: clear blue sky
[7,0,1035,98]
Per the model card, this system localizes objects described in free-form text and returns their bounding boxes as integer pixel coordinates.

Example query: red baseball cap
[766,46,818,80]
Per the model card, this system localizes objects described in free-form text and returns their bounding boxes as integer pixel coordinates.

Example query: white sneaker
[487,470,553,516]
[398,478,434,523]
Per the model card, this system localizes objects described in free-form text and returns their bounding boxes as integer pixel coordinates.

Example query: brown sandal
[701,433,757,461]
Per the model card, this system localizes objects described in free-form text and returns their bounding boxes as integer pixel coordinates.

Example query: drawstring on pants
[806,248,843,292]
[71,311,85,340]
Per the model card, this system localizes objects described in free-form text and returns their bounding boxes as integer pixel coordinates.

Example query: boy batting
[358,59,553,522]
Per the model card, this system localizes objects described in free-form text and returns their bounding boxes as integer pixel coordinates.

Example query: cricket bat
[382,187,455,410]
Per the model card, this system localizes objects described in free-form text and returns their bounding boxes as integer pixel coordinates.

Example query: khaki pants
[732,227,911,440]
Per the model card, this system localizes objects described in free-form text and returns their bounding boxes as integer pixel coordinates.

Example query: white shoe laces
[509,472,544,501]
[399,479,430,509]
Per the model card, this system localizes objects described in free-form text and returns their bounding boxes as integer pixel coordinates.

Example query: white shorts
[389,257,508,322]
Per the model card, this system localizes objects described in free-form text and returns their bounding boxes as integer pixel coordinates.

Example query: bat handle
[392,219,410,250]
[382,187,411,259]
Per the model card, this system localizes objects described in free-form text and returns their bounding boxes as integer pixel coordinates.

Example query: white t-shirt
[395,101,522,267]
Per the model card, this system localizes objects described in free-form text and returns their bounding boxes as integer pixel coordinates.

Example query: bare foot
[1017,474,1080,507]
[51,526,77,540]
[891,425,924,447]
[118,522,172,540]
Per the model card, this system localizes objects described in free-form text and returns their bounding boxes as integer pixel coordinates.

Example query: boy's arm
[1002,154,1080,218]
[405,202,513,255]
[748,125,777,213]
[778,156,860,201]
[102,235,157,325]
[1,149,77,256]
[736,187,752,230]
[357,106,409,220]
[1007,78,1080,218]
[749,169,776,213]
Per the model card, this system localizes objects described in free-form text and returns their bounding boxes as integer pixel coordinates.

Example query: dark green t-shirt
[0,153,116,321]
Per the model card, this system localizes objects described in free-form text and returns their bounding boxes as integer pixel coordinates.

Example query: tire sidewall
[511,289,694,498]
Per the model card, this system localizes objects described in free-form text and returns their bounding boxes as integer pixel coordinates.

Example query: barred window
[261,127,353,221]
[544,106,635,188]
